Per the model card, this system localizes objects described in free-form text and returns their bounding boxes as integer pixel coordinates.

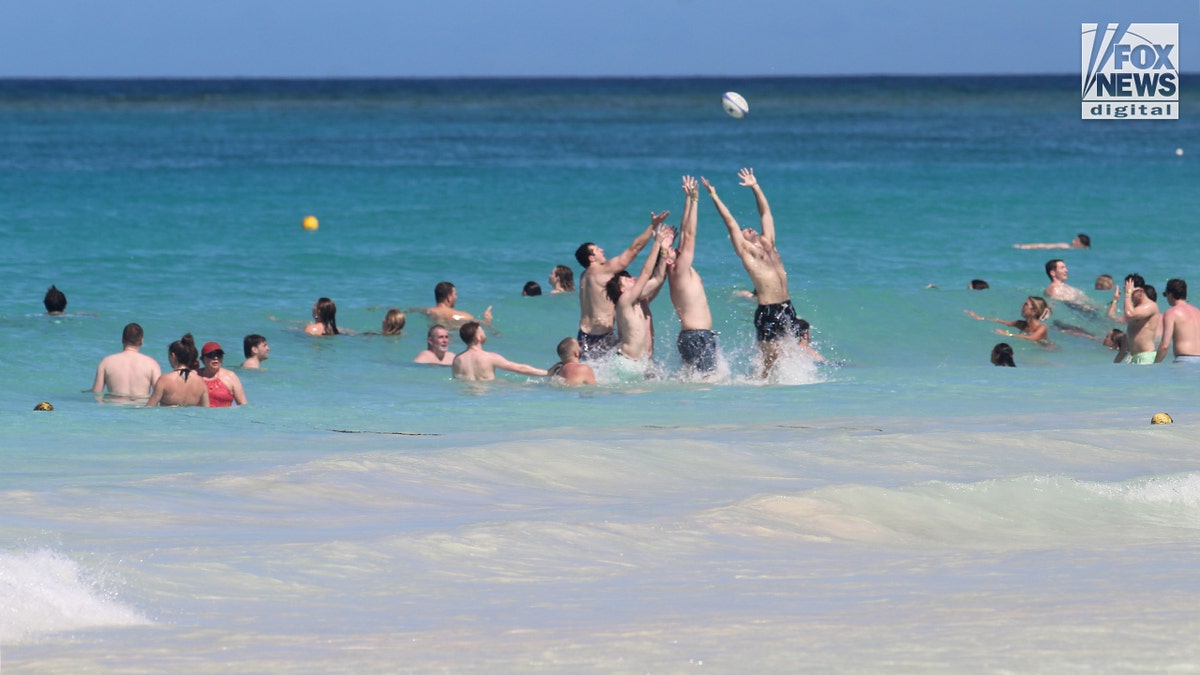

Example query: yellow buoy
[1151,412,1173,425]
[302,215,319,231]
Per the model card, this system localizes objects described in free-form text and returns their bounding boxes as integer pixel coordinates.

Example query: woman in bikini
[966,296,1052,344]
[146,334,210,407]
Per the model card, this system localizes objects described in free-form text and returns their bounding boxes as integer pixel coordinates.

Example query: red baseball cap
[201,342,224,357]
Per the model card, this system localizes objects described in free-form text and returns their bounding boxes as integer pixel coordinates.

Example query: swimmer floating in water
[965,296,1052,343]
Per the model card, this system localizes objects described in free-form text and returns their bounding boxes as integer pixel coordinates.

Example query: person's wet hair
[1124,273,1145,288]
[243,334,267,357]
[43,285,67,313]
[381,309,406,335]
[1142,285,1157,302]
[170,334,200,379]
[553,265,575,291]
[1166,278,1187,301]
[122,323,144,347]
[434,281,455,304]
[969,279,990,290]
[459,321,481,345]
[1076,233,1091,248]
[1095,274,1114,290]
[574,243,596,269]
[1044,259,1063,280]
[991,342,1016,367]
[604,270,631,306]
[314,297,339,335]
[523,281,542,296]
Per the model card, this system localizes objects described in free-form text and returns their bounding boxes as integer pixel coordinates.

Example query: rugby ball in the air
[722,91,749,119]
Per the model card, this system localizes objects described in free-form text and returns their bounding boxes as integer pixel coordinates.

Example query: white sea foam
[0,549,150,644]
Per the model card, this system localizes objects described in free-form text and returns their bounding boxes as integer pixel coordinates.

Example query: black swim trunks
[753,300,802,342]
[677,329,719,373]
[577,330,619,361]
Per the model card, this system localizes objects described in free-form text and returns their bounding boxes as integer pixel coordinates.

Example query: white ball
[722,91,749,119]
[1176,148,1184,156]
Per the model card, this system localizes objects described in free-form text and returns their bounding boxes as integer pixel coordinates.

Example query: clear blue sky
[2,0,1196,77]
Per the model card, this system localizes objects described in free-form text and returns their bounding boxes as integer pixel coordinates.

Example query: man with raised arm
[1155,279,1200,363]
[604,227,674,375]
[575,211,670,360]
[703,167,798,377]
[665,175,720,376]
[452,321,549,381]
[1107,274,1159,365]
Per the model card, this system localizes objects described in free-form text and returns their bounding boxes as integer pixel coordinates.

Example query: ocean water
[2,77,1200,671]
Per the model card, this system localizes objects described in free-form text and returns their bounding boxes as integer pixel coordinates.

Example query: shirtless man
[666,175,719,376]
[1155,279,1200,363]
[703,168,798,377]
[548,337,597,386]
[1109,277,1159,364]
[575,210,669,360]
[240,334,269,369]
[413,324,455,365]
[604,227,673,370]
[414,282,492,329]
[92,323,161,399]
[1043,259,1093,308]
[451,321,548,381]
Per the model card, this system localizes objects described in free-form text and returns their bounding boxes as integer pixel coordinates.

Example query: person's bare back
[146,369,209,407]
[1156,280,1200,362]
[451,322,548,381]
[93,348,161,398]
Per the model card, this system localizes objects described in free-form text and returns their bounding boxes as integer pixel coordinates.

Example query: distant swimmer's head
[1151,412,1173,425]
[427,324,451,350]
[557,337,581,362]
[1045,259,1066,281]
[1165,278,1188,301]
[243,334,268,359]
[795,318,812,343]
[1095,274,1114,290]
[604,270,633,305]
[1103,328,1125,350]
[576,242,606,268]
[969,279,990,290]
[1142,285,1157,302]
[1124,273,1146,289]
[382,309,406,335]
[459,321,484,346]
[1072,233,1091,248]
[434,281,456,306]
[522,281,543,297]
[122,322,145,347]
[1023,296,1051,321]
[313,297,339,335]
[33,401,54,411]
[991,342,1016,367]
[551,265,575,292]
[43,285,67,314]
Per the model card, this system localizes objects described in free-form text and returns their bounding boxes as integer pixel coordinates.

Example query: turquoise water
[3,77,1200,671]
